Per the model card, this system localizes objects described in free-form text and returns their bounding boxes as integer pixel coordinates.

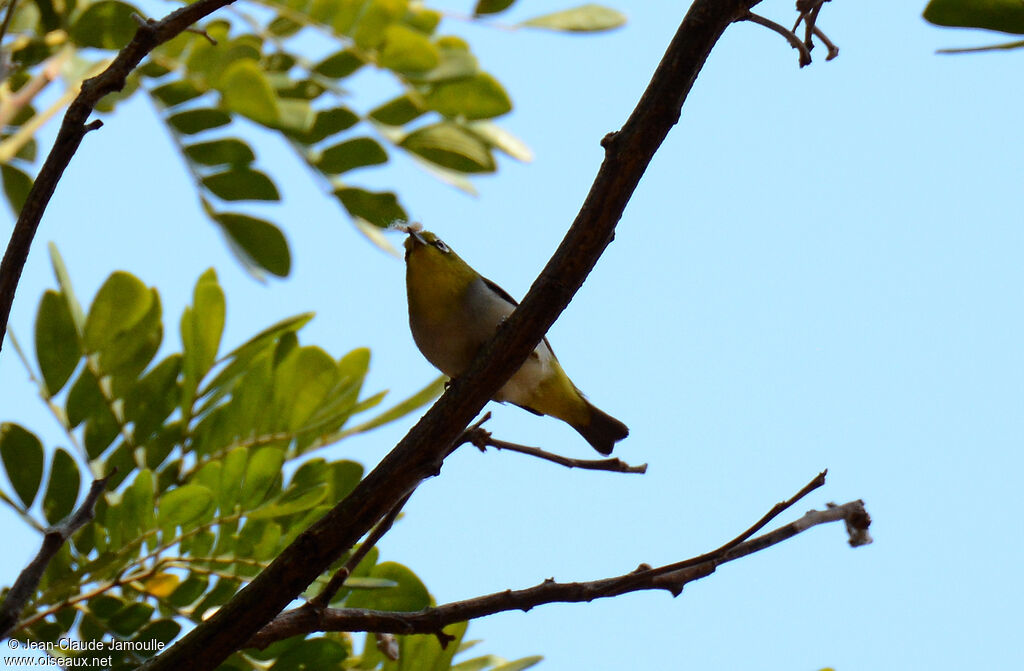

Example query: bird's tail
[574,403,629,456]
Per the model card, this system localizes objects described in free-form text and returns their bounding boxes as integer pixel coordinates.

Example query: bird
[402,226,628,455]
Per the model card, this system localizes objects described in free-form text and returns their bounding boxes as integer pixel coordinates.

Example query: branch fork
[242,472,871,650]
[453,412,647,474]
[740,0,838,67]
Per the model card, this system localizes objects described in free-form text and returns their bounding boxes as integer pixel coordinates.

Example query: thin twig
[245,493,871,649]
[0,0,19,48]
[449,411,646,473]
[0,470,115,638]
[472,430,647,474]
[813,25,839,60]
[638,470,828,582]
[309,491,413,610]
[793,0,837,58]
[742,11,812,66]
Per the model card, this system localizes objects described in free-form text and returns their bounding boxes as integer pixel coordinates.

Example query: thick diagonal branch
[127,0,799,668]
[0,0,238,350]
[245,497,871,648]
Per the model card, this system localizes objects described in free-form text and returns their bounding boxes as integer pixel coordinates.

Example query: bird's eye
[433,239,450,253]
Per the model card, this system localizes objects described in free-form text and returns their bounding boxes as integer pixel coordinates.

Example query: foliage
[0,1,628,666]
[0,0,623,276]
[0,245,523,669]
[923,0,1024,52]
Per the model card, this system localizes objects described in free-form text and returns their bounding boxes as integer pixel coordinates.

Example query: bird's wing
[481,275,519,307]
[481,275,557,358]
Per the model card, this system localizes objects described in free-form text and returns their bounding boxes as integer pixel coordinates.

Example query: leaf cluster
[0,0,623,276]
[0,246,487,669]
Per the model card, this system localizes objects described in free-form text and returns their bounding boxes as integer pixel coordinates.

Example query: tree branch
[244,490,871,649]
[448,412,646,473]
[124,0,848,667]
[0,0,238,350]
[468,428,647,474]
[0,471,114,638]
[309,491,413,610]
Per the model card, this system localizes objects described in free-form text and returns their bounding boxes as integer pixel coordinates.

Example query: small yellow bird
[403,227,628,454]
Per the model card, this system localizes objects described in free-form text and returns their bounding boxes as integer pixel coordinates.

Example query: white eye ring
[433,240,450,253]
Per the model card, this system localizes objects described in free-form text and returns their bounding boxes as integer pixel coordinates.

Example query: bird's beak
[403,228,427,256]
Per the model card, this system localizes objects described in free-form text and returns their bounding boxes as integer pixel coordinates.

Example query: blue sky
[2,0,1023,669]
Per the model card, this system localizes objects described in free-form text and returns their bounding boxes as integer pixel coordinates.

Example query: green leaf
[520,4,626,32]
[69,0,139,49]
[401,122,495,173]
[334,187,407,227]
[337,375,444,439]
[83,271,152,354]
[125,355,181,442]
[184,139,256,167]
[314,49,365,78]
[379,23,440,72]
[271,638,347,670]
[276,99,316,135]
[168,575,209,608]
[316,138,388,175]
[35,289,81,396]
[121,468,155,539]
[138,61,171,78]
[1,163,33,214]
[344,562,430,611]
[273,346,341,430]
[368,94,425,126]
[83,412,120,459]
[215,212,291,277]
[66,368,106,428]
[214,446,247,513]
[0,423,44,508]
[267,15,302,37]
[220,60,281,125]
[491,658,543,671]
[182,269,226,391]
[294,107,360,144]
[413,42,480,83]
[158,484,215,527]
[15,139,37,163]
[150,80,204,108]
[167,108,232,135]
[328,460,363,503]
[350,0,408,49]
[241,447,285,508]
[202,313,313,396]
[98,288,161,376]
[265,52,297,72]
[276,78,325,100]
[475,0,516,15]
[203,168,280,201]
[924,0,1024,32]
[342,577,397,589]
[134,619,181,653]
[467,121,533,162]
[405,7,441,33]
[48,243,85,335]
[425,73,512,120]
[367,622,467,671]
[107,602,154,636]
[42,448,80,524]
[249,483,327,520]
